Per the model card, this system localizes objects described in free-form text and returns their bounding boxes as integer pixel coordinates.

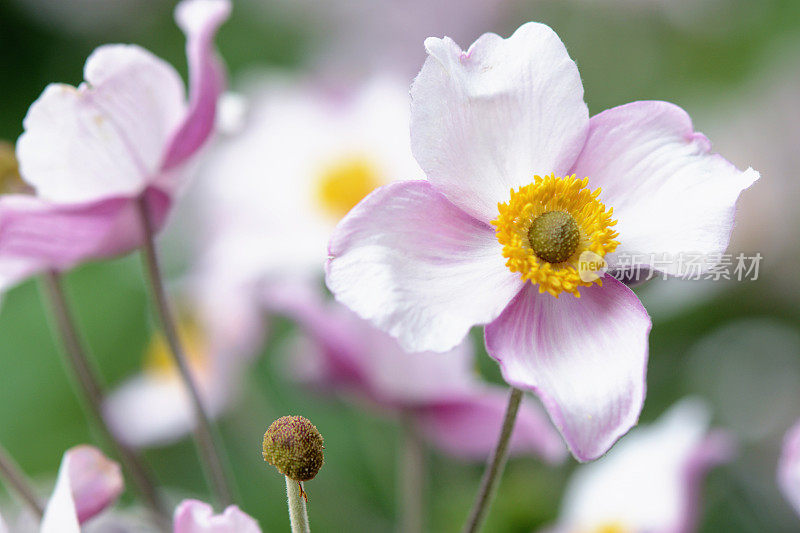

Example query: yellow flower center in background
[144,319,208,380]
[0,141,31,195]
[492,174,619,298]
[315,155,383,220]
[588,522,632,533]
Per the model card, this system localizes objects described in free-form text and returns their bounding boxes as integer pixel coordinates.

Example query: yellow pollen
[314,155,383,219]
[143,319,208,379]
[492,174,619,298]
[0,141,31,195]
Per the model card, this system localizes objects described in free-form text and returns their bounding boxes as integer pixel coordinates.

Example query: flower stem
[285,476,311,533]
[399,411,424,533]
[0,443,43,517]
[39,271,169,527]
[460,387,523,533]
[135,197,234,506]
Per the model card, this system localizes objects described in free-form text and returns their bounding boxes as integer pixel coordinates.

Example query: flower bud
[262,415,324,482]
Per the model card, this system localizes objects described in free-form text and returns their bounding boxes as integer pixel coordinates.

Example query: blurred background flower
[0,0,797,531]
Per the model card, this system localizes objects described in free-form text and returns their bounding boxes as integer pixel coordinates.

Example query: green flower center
[527,210,580,264]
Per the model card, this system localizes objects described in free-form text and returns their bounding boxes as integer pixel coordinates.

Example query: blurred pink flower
[194,75,421,301]
[278,291,566,463]
[173,499,261,533]
[326,22,758,461]
[103,283,262,448]
[40,445,124,533]
[546,399,733,533]
[778,418,800,518]
[0,0,230,295]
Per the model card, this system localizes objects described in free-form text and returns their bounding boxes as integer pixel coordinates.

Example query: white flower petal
[571,101,759,276]
[410,22,589,222]
[327,180,523,353]
[173,499,261,533]
[485,277,651,461]
[779,418,800,517]
[558,399,733,532]
[17,45,185,203]
[41,452,81,533]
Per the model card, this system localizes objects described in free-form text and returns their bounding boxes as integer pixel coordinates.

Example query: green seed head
[262,415,324,482]
[527,210,580,264]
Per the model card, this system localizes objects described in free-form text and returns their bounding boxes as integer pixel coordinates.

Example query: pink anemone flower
[545,399,733,533]
[277,290,566,463]
[778,418,800,518]
[326,22,759,461]
[0,0,230,296]
[173,500,261,533]
[40,445,124,533]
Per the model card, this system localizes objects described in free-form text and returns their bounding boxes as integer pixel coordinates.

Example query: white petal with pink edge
[485,276,651,462]
[554,399,733,533]
[0,188,171,272]
[570,101,759,276]
[410,22,589,223]
[64,445,124,523]
[173,499,261,533]
[17,45,185,203]
[326,180,523,353]
[160,0,231,174]
[41,445,123,532]
[778,418,800,517]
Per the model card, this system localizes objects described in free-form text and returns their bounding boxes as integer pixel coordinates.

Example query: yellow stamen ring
[492,174,619,298]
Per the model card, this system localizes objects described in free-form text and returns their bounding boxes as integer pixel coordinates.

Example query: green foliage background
[0,0,799,531]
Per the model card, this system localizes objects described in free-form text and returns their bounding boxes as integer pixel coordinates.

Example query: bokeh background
[0,0,799,531]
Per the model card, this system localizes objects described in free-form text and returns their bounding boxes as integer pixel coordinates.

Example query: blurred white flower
[547,399,733,533]
[194,74,421,303]
[103,283,262,448]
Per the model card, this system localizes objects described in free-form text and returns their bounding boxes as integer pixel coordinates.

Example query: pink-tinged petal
[274,288,482,405]
[570,101,759,276]
[778,418,800,517]
[326,180,523,353]
[417,391,567,464]
[554,399,732,533]
[17,46,185,203]
[0,188,170,272]
[410,22,589,222]
[485,276,651,461]
[173,499,261,533]
[64,445,124,523]
[42,446,122,532]
[161,0,231,172]
[280,291,482,404]
[270,286,374,394]
[678,430,735,533]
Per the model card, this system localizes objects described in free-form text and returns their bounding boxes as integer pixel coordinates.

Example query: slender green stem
[39,271,169,527]
[285,477,311,533]
[399,411,424,533]
[0,443,43,517]
[460,387,523,533]
[135,197,233,506]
